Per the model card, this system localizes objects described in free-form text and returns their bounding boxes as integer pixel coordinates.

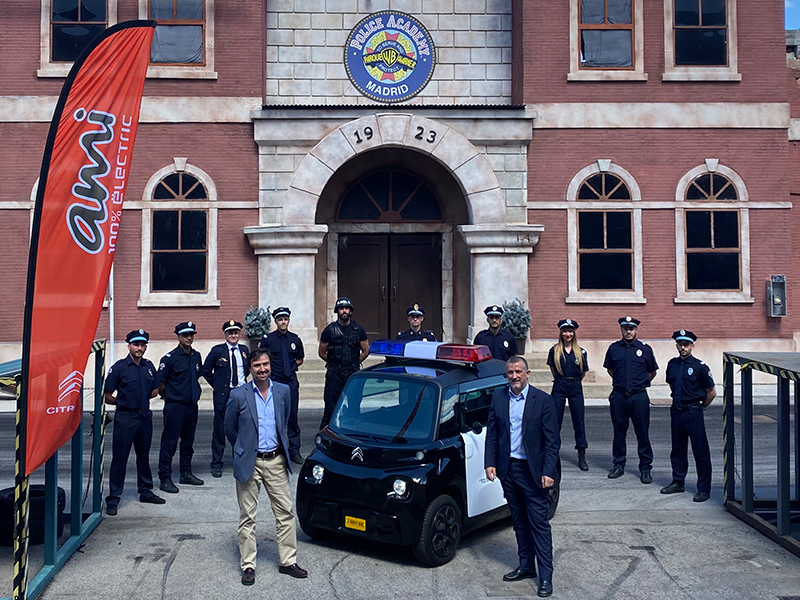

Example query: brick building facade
[0,0,794,386]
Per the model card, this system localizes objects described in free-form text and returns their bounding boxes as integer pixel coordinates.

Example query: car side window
[460,384,506,429]
[437,386,459,439]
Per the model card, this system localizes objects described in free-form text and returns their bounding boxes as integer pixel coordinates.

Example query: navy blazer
[484,385,560,487]
[224,381,293,483]
[202,343,250,411]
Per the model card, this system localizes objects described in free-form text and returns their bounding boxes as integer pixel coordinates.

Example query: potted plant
[502,298,531,354]
[244,305,271,350]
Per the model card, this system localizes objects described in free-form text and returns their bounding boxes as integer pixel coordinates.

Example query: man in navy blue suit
[485,356,559,598]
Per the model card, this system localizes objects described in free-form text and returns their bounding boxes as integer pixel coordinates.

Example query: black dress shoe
[180,472,205,485]
[660,482,685,494]
[537,579,553,597]
[160,479,179,494]
[279,563,308,578]
[607,467,624,479]
[577,451,589,471]
[290,454,305,466]
[640,470,652,484]
[211,468,222,478]
[503,566,537,582]
[140,492,166,504]
[106,504,118,516]
[241,567,255,586]
[693,492,710,502]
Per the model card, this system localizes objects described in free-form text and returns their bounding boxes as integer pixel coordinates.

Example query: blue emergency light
[369,340,492,364]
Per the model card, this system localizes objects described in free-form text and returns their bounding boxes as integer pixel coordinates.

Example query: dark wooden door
[338,234,441,340]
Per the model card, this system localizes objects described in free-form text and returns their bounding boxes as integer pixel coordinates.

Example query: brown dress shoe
[241,567,255,586]
[279,563,308,578]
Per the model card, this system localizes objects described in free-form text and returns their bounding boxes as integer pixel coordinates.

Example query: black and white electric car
[296,340,561,566]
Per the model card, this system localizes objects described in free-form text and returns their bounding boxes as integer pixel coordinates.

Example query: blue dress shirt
[509,384,529,459]
[253,382,280,452]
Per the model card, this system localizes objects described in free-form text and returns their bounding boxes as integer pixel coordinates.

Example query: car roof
[362,357,508,388]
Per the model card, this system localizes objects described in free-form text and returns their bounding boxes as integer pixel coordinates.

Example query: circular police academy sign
[344,11,436,103]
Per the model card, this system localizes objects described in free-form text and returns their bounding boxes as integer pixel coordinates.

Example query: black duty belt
[257,449,282,460]
[676,401,702,410]
[556,377,581,381]
[613,387,646,396]
[115,406,140,414]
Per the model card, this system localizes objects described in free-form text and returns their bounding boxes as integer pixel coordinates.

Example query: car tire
[0,485,66,546]
[547,458,562,521]
[413,494,462,567]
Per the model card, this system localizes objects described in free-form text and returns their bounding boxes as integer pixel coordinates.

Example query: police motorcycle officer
[473,305,518,361]
[396,304,437,341]
[317,297,369,430]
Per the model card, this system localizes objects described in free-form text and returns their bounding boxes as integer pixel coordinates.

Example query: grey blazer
[224,380,293,483]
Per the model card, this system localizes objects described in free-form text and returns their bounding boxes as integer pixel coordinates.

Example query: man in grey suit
[485,356,560,598]
[224,348,308,586]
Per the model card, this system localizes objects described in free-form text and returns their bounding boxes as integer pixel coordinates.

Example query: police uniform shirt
[158,346,203,404]
[603,339,658,391]
[396,328,437,342]
[666,355,714,405]
[259,329,305,382]
[473,328,518,361]
[320,321,368,369]
[104,355,158,414]
[226,343,246,387]
[547,347,589,380]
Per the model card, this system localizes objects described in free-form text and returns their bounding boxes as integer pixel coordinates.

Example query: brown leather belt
[257,449,282,460]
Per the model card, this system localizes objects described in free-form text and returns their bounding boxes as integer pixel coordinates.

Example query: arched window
[337,170,443,223]
[139,159,220,307]
[566,160,644,303]
[675,161,752,303]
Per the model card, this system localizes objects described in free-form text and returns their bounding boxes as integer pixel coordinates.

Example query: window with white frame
[139,159,219,307]
[569,0,647,81]
[663,0,740,81]
[139,0,216,78]
[674,161,752,303]
[39,0,117,77]
[566,161,644,303]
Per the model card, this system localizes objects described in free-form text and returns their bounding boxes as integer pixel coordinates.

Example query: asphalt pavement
[0,405,797,600]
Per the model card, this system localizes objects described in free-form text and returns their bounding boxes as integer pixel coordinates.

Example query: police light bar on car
[369,340,493,364]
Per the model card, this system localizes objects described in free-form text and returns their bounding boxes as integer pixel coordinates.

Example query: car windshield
[330,374,439,443]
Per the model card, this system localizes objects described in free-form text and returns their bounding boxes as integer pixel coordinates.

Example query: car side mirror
[471,422,483,435]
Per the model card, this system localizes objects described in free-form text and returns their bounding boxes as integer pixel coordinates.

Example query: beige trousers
[235,454,297,571]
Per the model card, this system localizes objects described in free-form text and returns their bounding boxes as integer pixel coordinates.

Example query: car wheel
[547,458,562,520]
[413,494,462,567]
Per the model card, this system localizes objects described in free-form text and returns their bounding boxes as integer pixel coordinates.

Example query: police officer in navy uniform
[396,304,437,341]
[661,330,716,502]
[547,319,590,471]
[203,320,250,477]
[318,297,369,430]
[259,307,305,465]
[474,305,518,361]
[104,329,165,515]
[603,316,659,483]
[157,321,205,493]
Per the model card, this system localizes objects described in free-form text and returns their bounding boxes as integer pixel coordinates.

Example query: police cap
[222,320,243,332]
[484,305,504,316]
[126,329,149,343]
[618,316,640,327]
[558,318,579,330]
[407,304,425,316]
[672,329,697,343]
[175,321,197,335]
[272,307,291,319]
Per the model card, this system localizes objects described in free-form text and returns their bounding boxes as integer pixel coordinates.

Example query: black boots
[577,448,589,471]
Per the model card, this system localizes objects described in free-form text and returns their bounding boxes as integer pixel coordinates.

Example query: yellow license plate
[344,516,366,531]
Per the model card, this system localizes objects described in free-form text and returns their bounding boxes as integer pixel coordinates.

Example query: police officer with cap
[603,316,658,483]
[202,320,250,477]
[473,305,518,361]
[259,307,305,464]
[662,330,716,502]
[318,297,369,430]
[396,304,437,341]
[104,329,165,515]
[157,321,204,493]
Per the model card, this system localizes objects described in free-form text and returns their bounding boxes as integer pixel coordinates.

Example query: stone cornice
[458,224,544,254]
[244,225,328,255]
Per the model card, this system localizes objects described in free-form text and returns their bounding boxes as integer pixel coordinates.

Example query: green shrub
[502,298,531,338]
[244,305,271,338]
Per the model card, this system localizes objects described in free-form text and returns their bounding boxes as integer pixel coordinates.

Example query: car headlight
[312,464,324,484]
[315,435,323,447]
[393,478,407,497]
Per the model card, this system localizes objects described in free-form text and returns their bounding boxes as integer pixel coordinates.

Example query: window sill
[568,71,648,82]
[37,65,72,78]
[674,292,753,303]
[566,292,646,304]
[146,66,218,80]
[138,293,220,308]
[662,71,741,82]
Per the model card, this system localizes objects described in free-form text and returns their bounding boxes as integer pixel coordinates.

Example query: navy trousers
[211,390,230,470]
[106,410,154,505]
[669,404,712,493]
[320,370,350,430]
[551,379,587,449]
[501,459,553,581]
[158,402,198,481]
[609,390,653,472]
